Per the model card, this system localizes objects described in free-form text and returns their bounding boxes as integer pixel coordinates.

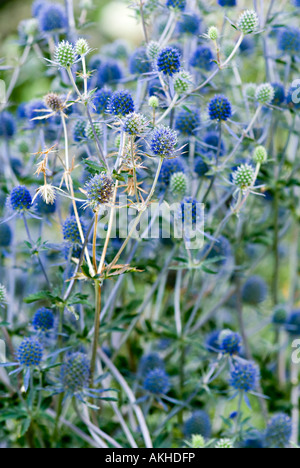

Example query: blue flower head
[109,90,134,117]
[33,307,55,332]
[150,125,178,158]
[208,95,232,121]
[0,223,12,248]
[203,131,226,157]
[202,236,232,268]
[38,3,67,33]
[271,82,285,105]
[175,107,200,135]
[157,47,181,76]
[229,360,260,392]
[183,411,211,439]
[9,186,32,212]
[62,216,86,245]
[218,0,236,6]
[242,275,268,305]
[205,330,221,353]
[219,330,242,355]
[265,414,292,448]
[138,353,165,377]
[35,194,57,215]
[85,173,114,209]
[285,310,300,336]
[166,0,186,11]
[277,27,300,55]
[73,120,86,142]
[0,112,16,139]
[32,0,48,17]
[178,14,201,35]
[143,368,170,394]
[96,60,123,87]
[190,46,215,71]
[60,352,90,394]
[241,431,265,448]
[129,47,151,75]
[17,338,43,367]
[159,158,185,186]
[93,88,112,114]
[194,157,209,177]
[25,100,47,127]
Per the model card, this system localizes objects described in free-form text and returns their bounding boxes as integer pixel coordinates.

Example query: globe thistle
[62,216,86,245]
[159,158,185,186]
[205,330,222,353]
[293,0,300,6]
[203,131,226,157]
[60,352,90,394]
[178,14,201,35]
[138,354,165,379]
[73,119,86,142]
[147,41,161,61]
[97,60,123,86]
[272,306,288,326]
[245,83,257,99]
[190,46,215,71]
[85,121,101,140]
[25,99,47,127]
[63,243,82,261]
[271,82,285,106]
[85,173,114,209]
[122,113,149,135]
[194,157,209,177]
[0,223,12,248]
[17,338,43,367]
[218,0,236,6]
[215,439,234,448]
[0,284,7,307]
[92,88,112,115]
[129,47,151,75]
[33,307,55,332]
[208,95,232,121]
[242,275,268,305]
[166,0,186,11]
[285,310,300,336]
[173,70,193,94]
[265,414,292,448]
[175,108,200,136]
[9,186,32,212]
[189,435,205,448]
[44,93,63,112]
[232,164,255,190]
[240,36,255,55]
[109,90,134,117]
[253,146,268,164]
[75,38,90,56]
[241,431,265,448]
[150,125,178,158]
[183,411,211,439]
[229,360,260,392]
[0,112,16,139]
[149,96,159,108]
[54,41,77,68]
[157,47,181,76]
[18,19,39,40]
[255,83,275,105]
[277,27,300,55]
[170,172,188,198]
[38,3,67,33]
[35,194,57,215]
[143,368,170,394]
[208,26,218,41]
[237,10,259,35]
[219,330,242,355]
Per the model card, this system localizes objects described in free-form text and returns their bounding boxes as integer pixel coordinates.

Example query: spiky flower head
[218,0,236,6]
[18,18,39,39]
[265,414,292,448]
[208,95,232,121]
[138,353,165,377]
[122,112,149,135]
[271,82,285,106]
[73,120,86,142]
[194,157,209,177]
[159,158,185,186]
[242,275,268,305]
[229,360,260,392]
[170,172,188,198]
[9,186,32,212]
[33,307,55,332]
[232,164,255,190]
[44,93,63,112]
[255,83,275,105]
[150,125,178,158]
[175,107,200,135]
[85,173,114,209]
[93,88,112,114]
[157,47,181,76]
[166,0,186,11]
[253,146,268,164]
[190,46,215,71]
[180,197,203,226]
[245,83,257,99]
[147,41,161,61]
[60,352,90,394]
[34,184,56,206]
[62,216,86,245]
[237,10,259,35]
[17,338,43,367]
[285,310,300,336]
[219,330,242,355]
[129,47,151,75]
[149,96,159,108]
[173,70,193,94]
[85,121,101,140]
[143,368,170,394]
[189,435,205,448]
[109,90,134,117]
[277,27,300,55]
[272,306,288,326]
[0,284,7,307]
[215,439,234,448]
[75,38,90,56]
[184,411,211,439]
[54,41,77,68]
[208,26,218,41]
[38,3,67,33]
[0,111,16,139]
